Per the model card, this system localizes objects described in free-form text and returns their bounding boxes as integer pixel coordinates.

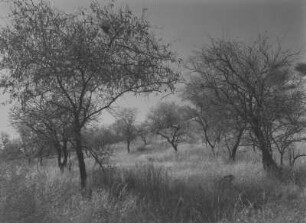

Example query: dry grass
[0,141,306,222]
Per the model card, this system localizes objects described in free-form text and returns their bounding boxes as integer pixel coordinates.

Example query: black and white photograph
[0,0,305,222]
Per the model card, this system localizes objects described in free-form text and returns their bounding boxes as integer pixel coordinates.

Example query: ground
[0,140,306,223]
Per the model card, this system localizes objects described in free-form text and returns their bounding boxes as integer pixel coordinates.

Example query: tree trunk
[230,145,238,161]
[57,147,64,172]
[141,135,147,145]
[157,132,179,152]
[62,138,68,168]
[280,151,284,166]
[288,149,294,166]
[39,154,43,166]
[170,141,178,152]
[259,139,278,172]
[74,126,87,193]
[127,140,131,153]
[253,125,278,171]
[57,139,68,172]
[229,128,244,161]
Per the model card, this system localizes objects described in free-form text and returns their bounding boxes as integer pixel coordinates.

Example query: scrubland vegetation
[1,141,306,223]
[1,0,306,222]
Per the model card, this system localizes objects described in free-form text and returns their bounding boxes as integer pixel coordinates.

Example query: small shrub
[0,162,50,223]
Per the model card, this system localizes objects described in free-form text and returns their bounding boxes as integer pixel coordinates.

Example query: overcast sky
[0,0,305,137]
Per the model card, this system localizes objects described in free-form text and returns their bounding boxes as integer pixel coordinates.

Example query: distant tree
[17,125,43,165]
[11,100,73,171]
[148,102,190,152]
[183,85,246,160]
[184,104,223,157]
[222,120,246,161]
[137,122,151,146]
[0,135,23,161]
[186,36,306,171]
[0,0,178,193]
[1,132,10,149]
[113,108,138,153]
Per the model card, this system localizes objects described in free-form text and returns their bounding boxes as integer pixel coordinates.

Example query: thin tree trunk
[57,147,64,172]
[74,126,88,195]
[62,138,68,168]
[157,132,179,152]
[280,151,284,166]
[141,135,147,145]
[229,128,244,161]
[127,140,131,153]
[171,141,178,152]
[230,144,238,161]
[57,140,68,172]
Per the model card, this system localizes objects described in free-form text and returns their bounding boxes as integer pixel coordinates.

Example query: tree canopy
[0,0,179,192]
[113,107,138,153]
[186,36,306,170]
[147,102,191,152]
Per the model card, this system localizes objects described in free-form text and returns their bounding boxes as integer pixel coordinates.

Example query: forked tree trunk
[157,132,179,152]
[170,141,178,152]
[141,135,148,145]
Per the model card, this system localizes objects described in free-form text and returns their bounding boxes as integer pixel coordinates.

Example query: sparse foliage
[137,122,151,146]
[83,127,115,169]
[0,136,23,161]
[183,83,246,160]
[0,0,178,192]
[11,100,73,170]
[147,102,191,152]
[113,108,138,153]
[186,36,306,170]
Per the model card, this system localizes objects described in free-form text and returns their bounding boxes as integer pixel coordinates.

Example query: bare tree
[0,0,178,193]
[137,122,151,146]
[183,81,246,160]
[147,102,190,152]
[113,108,138,153]
[186,36,306,171]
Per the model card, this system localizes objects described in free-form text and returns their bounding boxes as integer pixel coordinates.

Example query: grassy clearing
[0,142,306,222]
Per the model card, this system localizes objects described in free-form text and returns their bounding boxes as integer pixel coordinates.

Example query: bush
[0,162,49,223]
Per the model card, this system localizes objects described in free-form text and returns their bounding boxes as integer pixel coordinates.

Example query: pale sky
[0,0,305,137]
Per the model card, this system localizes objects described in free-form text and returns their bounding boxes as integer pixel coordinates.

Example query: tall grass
[0,142,306,222]
[91,162,302,223]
